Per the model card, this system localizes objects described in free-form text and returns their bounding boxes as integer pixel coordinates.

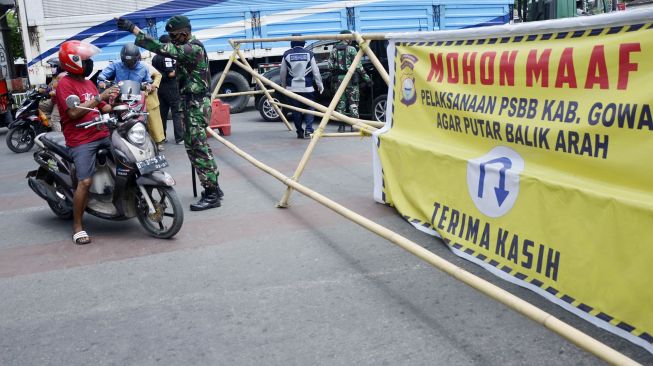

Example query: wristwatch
[94,94,102,103]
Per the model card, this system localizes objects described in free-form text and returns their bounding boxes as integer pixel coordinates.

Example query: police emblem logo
[399,54,418,106]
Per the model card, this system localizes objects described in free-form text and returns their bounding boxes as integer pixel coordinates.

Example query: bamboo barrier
[215,89,272,98]
[230,58,384,130]
[354,32,390,86]
[277,48,366,208]
[210,48,239,101]
[231,33,387,44]
[319,132,368,138]
[271,101,377,134]
[206,126,640,366]
[233,46,293,131]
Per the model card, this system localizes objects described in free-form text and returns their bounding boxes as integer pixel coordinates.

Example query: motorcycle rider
[55,40,118,244]
[116,15,223,211]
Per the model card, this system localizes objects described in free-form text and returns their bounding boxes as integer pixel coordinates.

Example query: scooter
[5,88,51,153]
[26,81,183,238]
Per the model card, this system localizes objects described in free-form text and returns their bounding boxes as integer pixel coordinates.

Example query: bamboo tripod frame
[210,33,388,207]
[205,127,639,366]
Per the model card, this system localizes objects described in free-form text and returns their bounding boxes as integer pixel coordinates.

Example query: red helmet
[58,40,100,75]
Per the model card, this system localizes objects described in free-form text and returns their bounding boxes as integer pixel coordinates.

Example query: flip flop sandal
[73,231,92,245]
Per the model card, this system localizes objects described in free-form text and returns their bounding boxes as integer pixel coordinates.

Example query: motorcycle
[5,88,51,153]
[26,80,183,238]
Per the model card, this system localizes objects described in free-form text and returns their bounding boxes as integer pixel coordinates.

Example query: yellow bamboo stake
[210,48,239,101]
[230,33,387,44]
[206,126,640,366]
[233,45,293,131]
[277,48,366,208]
[354,32,390,86]
[231,58,384,130]
[215,89,272,98]
[274,102,377,133]
[272,101,382,130]
[319,132,368,138]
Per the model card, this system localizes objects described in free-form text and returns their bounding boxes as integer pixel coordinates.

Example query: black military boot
[337,123,345,133]
[190,187,221,211]
[216,182,224,199]
[200,182,224,200]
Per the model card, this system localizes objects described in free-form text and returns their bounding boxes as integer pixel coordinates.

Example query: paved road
[0,106,651,365]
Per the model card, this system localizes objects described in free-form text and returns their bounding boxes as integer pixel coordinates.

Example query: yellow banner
[376,19,653,352]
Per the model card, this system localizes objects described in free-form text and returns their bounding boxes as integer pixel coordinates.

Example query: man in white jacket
[280,34,324,139]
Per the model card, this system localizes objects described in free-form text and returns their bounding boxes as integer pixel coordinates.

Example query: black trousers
[158,85,183,142]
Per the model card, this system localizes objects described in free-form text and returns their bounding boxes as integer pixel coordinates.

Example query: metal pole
[205,126,640,366]
[277,49,366,208]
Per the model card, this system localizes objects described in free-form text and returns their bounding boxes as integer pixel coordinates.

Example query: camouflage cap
[166,15,191,32]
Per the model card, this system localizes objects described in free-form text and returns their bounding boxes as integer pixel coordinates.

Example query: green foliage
[5,9,25,60]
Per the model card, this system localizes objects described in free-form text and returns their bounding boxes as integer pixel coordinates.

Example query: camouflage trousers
[334,78,360,118]
[181,95,219,189]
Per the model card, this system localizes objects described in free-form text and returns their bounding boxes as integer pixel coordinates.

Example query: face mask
[82,59,94,77]
[169,31,187,45]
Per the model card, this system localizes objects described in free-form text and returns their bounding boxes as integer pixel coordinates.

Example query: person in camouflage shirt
[117,15,222,211]
[327,30,370,133]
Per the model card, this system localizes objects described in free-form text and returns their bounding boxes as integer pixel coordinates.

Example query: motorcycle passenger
[117,15,223,211]
[56,40,119,245]
[97,44,166,150]
[38,58,65,132]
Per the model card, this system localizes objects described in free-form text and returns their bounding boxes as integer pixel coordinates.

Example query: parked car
[255,40,389,123]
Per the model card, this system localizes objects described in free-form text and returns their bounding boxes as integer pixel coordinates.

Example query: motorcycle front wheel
[6,126,35,153]
[136,186,184,239]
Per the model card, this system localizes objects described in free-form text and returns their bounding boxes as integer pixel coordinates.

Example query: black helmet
[290,33,305,48]
[120,43,141,69]
[46,58,61,74]
[340,30,352,35]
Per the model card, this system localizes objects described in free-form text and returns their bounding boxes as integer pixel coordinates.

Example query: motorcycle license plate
[136,155,169,174]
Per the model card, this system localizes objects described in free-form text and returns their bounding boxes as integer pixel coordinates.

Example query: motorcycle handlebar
[75,114,117,129]
[75,120,99,128]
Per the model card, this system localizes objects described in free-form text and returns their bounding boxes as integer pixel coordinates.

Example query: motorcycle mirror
[66,95,81,108]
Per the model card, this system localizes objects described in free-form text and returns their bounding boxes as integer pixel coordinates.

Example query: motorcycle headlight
[127,123,148,146]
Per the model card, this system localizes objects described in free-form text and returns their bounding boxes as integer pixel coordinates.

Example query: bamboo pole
[210,48,239,101]
[230,33,387,45]
[205,126,640,366]
[231,58,384,130]
[319,132,368,138]
[277,48,366,208]
[215,89,272,98]
[272,101,382,130]
[354,32,390,86]
[233,44,293,131]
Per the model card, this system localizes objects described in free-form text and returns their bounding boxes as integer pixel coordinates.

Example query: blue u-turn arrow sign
[477,157,512,206]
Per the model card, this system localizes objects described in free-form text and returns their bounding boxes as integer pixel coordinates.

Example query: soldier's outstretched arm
[116,18,197,63]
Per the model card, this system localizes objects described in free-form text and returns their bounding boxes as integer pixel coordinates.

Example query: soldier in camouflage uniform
[327,30,371,132]
[117,15,222,211]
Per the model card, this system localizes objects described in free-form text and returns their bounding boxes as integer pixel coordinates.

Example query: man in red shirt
[55,40,117,245]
